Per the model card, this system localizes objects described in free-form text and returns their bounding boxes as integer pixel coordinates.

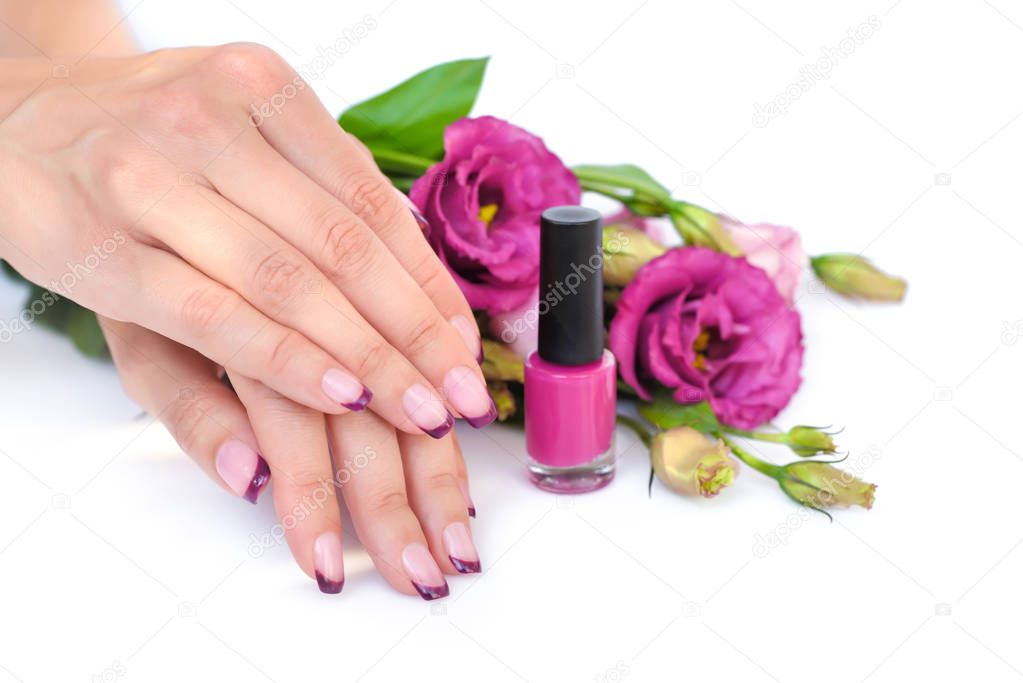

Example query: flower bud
[486,380,516,421]
[811,254,906,302]
[779,461,875,510]
[787,426,837,457]
[669,204,742,256]
[651,427,739,498]
[480,339,524,383]
[602,225,667,286]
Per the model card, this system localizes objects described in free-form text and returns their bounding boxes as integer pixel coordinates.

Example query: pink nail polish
[443,366,496,428]
[401,543,449,600]
[215,440,271,503]
[313,531,344,594]
[322,368,371,411]
[442,522,481,574]
[524,207,616,493]
[403,384,454,438]
[450,314,482,361]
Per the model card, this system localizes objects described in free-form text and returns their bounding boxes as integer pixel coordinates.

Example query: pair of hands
[0,43,489,598]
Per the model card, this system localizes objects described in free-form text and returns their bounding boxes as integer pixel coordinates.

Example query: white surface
[2,0,1022,681]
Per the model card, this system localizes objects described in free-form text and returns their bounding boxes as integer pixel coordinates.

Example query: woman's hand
[99,315,481,597]
[0,43,494,437]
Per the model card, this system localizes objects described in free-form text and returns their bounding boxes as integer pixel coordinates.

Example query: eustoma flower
[409,116,580,315]
[721,218,806,305]
[650,427,738,498]
[610,247,803,429]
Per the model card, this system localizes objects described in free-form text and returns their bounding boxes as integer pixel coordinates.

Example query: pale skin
[0,1,483,596]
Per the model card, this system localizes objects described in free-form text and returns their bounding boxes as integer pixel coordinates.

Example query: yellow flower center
[478,203,499,229]
[692,329,710,372]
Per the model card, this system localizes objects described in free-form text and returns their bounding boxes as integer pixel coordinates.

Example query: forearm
[0,0,136,58]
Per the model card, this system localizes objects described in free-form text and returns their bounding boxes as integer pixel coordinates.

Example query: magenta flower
[410,116,580,314]
[609,247,803,429]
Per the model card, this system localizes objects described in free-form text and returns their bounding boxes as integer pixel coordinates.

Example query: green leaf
[638,397,721,435]
[65,305,107,358]
[339,57,489,161]
[573,164,672,204]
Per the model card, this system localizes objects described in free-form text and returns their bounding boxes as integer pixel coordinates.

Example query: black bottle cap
[537,206,604,365]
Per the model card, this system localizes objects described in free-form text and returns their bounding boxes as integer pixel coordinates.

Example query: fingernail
[322,368,371,411]
[458,480,476,518]
[443,366,496,429]
[450,315,482,361]
[215,440,270,504]
[401,543,449,600]
[403,383,453,438]
[443,522,481,574]
[410,207,431,238]
[313,531,345,594]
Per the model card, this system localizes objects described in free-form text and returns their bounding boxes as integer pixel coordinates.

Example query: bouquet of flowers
[342,57,905,516]
[2,57,906,517]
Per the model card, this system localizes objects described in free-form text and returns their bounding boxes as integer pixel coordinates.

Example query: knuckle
[180,286,236,339]
[318,210,375,280]
[352,339,389,379]
[252,252,305,304]
[205,42,290,96]
[409,261,448,298]
[165,386,217,454]
[420,469,459,493]
[364,486,409,517]
[264,329,304,377]
[401,315,444,357]
[336,171,392,222]
[282,462,334,492]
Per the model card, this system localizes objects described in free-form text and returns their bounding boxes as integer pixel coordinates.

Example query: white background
[2,0,1022,681]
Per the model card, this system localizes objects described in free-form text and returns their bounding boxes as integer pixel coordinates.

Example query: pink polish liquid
[524,207,617,493]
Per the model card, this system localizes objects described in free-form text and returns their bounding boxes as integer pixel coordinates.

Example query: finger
[449,432,476,518]
[201,135,494,426]
[124,245,367,416]
[398,431,480,575]
[98,316,270,503]
[326,410,449,600]
[228,373,345,594]
[146,185,457,436]
[250,78,484,361]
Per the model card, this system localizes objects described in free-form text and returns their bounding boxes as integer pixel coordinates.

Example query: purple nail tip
[422,412,454,439]
[243,456,271,504]
[449,556,481,574]
[341,387,373,412]
[464,402,497,429]
[468,506,476,518]
[410,207,431,238]
[476,347,484,364]
[315,571,345,594]
[412,581,449,601]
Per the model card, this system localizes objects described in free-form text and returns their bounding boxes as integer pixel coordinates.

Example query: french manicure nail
[410,207,431,238]
[313,531,345,594]
[442,522,481,574]
[443,366,496,429]
[458,480,476,518]
[401,543,449,600]
[215,440,270,504]
[403,383,453,438]
[450,314,482,361]
[322,368,371,411]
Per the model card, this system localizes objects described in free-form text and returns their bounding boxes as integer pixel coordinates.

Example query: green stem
[722,426,789,445]
[721,436,782,478]
[616,413,654,448]
[369,147,435,176]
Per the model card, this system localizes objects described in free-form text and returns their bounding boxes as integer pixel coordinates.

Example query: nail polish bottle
[524,206,616,493]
